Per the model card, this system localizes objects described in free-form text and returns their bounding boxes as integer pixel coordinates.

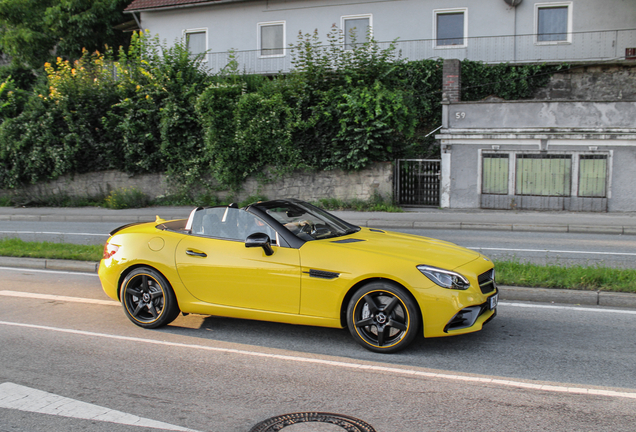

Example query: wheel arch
[339,277,423,330]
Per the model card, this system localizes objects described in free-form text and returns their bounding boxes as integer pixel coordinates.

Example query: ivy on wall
[0,29,563,192]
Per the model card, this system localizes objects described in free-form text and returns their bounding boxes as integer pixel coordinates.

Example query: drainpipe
[132,12,142,31]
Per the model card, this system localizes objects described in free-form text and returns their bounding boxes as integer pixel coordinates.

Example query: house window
[434,9,467,47]
[342,15,372,48]
[258,21,285,57]
[482,154,509,195]
[185,29,207,57]
[515,154,572,196]
[578,155,607,197]
[536,2,572,43]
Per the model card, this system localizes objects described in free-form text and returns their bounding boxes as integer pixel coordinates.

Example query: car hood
[319,228,482,270]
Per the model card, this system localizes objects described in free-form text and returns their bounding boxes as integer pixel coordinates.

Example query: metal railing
[202,29,636,75]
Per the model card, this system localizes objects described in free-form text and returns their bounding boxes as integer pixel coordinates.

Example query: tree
[0,0,131,70]
[0,0,56,69]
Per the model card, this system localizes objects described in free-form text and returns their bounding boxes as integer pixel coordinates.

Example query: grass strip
[1,239,635,294]
[0,238,102,262]
[495,260,636,293]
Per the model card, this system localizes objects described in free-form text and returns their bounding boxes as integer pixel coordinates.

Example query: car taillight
[103,242,120,259]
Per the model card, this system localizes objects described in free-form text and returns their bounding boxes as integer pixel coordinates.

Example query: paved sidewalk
[2,205,636,234]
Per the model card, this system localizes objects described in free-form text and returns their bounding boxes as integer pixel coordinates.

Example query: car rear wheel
[120,267,180,329]
[346,282,419,353]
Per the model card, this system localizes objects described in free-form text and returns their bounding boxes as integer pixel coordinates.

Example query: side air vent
[307,269,340,280]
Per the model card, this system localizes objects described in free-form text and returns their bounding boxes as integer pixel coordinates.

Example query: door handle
[186,250,207,258]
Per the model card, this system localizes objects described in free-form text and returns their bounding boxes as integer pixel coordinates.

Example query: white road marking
[0,382,201,431]
[500,301,636,315]
[0,230,108,237]
[0,290,118,306]
[5,289,636,316]
[1,321,635,401]
[0,267,98,277]
[468,246,636,257]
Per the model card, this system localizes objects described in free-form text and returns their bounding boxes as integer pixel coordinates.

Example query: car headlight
[417,265,470,290]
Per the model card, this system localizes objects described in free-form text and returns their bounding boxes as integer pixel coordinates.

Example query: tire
[120,267,180,329]
[346,281,419,353]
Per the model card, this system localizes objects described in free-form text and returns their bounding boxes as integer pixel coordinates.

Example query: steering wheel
[299,220,315,235]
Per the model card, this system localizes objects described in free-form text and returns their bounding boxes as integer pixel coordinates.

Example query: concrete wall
[533,63,636,101]
[438,95,636,211]
[0,163,394,204]
[447,100,636,130]
[444,142,636,211]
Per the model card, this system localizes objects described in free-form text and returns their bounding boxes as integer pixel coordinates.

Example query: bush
[0,28,565,194]
[0,195,12,206]
[315,193,402,212]
[104,188,151,209]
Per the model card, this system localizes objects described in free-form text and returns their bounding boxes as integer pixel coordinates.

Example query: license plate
[488,293,498,310]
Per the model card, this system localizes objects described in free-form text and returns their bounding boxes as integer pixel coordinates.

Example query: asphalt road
[1,268,635,431]
[3,220,636,268]
[0,221,114,245]
[401,228,636,269]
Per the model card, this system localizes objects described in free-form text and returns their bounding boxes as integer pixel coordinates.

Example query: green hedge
[0,29,564,194]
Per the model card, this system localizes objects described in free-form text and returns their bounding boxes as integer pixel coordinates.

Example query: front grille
[478,269,496,294]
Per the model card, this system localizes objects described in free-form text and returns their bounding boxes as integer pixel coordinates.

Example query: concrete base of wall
[0,163,394,204]
[481,194,608,212]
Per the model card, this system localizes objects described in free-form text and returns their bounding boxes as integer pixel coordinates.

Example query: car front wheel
[346,282,419,353]
[120,267,180,329]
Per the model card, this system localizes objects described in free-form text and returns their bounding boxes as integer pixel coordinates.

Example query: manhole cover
[249,412,376,432]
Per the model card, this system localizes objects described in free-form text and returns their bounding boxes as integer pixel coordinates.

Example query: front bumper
[444,290,498,333]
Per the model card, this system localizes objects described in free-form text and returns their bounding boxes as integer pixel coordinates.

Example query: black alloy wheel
[120,267,180,329]
[346,282,419,353]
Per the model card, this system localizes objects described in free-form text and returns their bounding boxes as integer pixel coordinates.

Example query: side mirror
[245,233,274,256]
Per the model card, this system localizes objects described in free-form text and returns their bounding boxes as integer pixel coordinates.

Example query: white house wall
[139,0,514,52]
[134,0,636,69]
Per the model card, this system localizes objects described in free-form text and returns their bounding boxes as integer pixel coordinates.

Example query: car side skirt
[181,301,344,329]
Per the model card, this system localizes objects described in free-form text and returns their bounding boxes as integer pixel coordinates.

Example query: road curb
[346,220,631,235]
[0,256,98,273]
[498,286,636,309]
[1,256,635,308]
[2,214,177,223]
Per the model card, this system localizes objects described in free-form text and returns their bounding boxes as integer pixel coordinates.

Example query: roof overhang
[125,0,248,13]
[436,129,636,141]
[114,19,141,32]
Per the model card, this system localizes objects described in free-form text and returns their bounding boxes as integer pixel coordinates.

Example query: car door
[175,207,301,314]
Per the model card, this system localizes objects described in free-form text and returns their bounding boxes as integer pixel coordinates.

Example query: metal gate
[394,159,441,206]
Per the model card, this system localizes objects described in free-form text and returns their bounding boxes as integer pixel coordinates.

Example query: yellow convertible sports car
[98,199,497,353]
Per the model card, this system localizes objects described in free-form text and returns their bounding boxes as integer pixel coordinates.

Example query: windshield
[252,200,360,241]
